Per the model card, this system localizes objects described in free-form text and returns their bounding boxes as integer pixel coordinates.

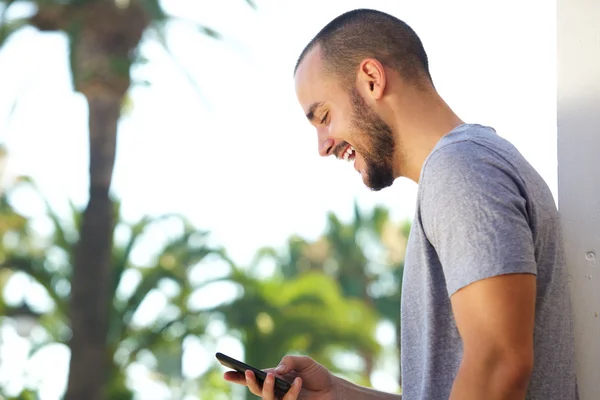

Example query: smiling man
[225,8,579,400]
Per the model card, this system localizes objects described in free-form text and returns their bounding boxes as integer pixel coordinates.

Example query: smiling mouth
[342,145,356,162]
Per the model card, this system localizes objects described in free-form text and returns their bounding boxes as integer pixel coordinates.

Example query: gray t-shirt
[400,124,578,400]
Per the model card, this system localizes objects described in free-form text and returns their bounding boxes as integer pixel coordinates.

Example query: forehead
[294,46,336,114]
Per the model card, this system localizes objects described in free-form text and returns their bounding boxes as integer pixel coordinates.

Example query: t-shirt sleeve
[420,140,537,297]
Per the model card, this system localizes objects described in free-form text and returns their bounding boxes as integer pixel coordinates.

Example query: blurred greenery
[0,172,409,399]
[216,270,382,391]
[0,1,410,398]
[253,201,409,387]
[0,176,234,399]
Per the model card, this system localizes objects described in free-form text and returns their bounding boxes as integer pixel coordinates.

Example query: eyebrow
[305,102,324,122]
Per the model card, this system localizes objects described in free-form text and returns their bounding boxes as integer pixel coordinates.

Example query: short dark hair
[294,9,432,88]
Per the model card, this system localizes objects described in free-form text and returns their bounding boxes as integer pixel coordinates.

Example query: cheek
[354,152,366,170]
[329,117,353,140]
[352,137,371,161]
[330,126,343,141]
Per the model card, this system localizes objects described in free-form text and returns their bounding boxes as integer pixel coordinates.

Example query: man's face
[295,48,397,191]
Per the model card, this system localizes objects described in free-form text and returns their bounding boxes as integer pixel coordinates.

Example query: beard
[348,87,397,191]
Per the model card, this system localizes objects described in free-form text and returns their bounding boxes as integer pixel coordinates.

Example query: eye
[320,112,329,124]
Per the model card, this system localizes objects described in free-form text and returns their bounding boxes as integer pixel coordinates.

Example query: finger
[279,371,300,381]
[223,371,247,386]
[283,377,302,400]
[262,372,276,400]
[275,355,314,375]
[245,370,265,398]
[262,367,298,380]
[260,367,298,396]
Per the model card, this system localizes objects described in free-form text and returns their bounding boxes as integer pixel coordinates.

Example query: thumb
[275,355,314,374]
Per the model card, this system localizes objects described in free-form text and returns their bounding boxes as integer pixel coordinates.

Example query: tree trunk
[64,90,120,400]
[60,2,149,399]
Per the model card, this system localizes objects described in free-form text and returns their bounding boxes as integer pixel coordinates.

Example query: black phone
[216,352,292,395]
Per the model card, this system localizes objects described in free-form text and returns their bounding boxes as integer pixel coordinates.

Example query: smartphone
[216,352,292,395]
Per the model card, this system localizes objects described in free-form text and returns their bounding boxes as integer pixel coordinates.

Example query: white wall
[557,0,600,399]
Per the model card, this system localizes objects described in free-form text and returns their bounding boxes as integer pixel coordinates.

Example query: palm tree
[0,1,254,398]
[0,178,232,398]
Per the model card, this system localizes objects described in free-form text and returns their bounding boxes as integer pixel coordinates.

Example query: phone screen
[216,352,292,395]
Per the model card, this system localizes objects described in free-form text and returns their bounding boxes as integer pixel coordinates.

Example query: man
[225,8,578,400]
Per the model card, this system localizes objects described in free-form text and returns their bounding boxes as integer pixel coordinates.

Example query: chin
[360,162,396,191]
[363,173,395,191]
[362,175,380,191]
[366,183,388,192]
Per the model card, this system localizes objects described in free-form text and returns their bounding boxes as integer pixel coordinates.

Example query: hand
[223,355,337,400]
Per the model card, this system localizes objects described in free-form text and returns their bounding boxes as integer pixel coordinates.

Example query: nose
[318,130,334,157]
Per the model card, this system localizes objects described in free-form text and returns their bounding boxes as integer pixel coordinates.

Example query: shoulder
[420,129,522,196]
[418,128,531,240]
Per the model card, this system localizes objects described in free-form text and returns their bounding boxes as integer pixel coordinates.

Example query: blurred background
[0,0,556,399]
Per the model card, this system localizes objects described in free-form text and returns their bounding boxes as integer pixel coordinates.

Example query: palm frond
[0,16,29,47]
[138,0,168,22]
[37,309,71,343]
[197,24,220,39]
[67,197,81,232]
[352,199,363,231]
[110,213,182,299]
[109,213,223,349]
[125,318,181,365]
[0,255,68,315]
[248,246,278,269]
[120,266,175,326]
[370,205,390,236]
[15,176,77,253]
[0,0,18,29]
[0,194,27,235]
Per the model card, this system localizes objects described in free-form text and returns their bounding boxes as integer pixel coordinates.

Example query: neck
[388,86,464,183]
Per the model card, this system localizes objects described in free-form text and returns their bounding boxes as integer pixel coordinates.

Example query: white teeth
[343,146,355,162]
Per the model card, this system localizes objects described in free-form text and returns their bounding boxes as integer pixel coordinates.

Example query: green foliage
[104,366,133,400]
[0,172,408,396]
[0,1,21,45]
[252,200,409,386]
[0,16,28,47]
[0,388,38,400]
[0,178,231,397]
[197,366,233,400]
[108,55,132,78]
[139,0,168,22]
[215,269,381,382]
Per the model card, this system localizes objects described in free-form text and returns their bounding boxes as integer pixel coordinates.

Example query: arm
[227,355,403,400]
[448,273,535,400]
[336,272,535,400]
[421,142,538,399]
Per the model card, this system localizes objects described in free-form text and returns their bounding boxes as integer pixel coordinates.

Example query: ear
[357,58,386,100]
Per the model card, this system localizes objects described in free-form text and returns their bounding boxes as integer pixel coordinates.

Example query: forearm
[449,356,532,400]
[335,376,401,400]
